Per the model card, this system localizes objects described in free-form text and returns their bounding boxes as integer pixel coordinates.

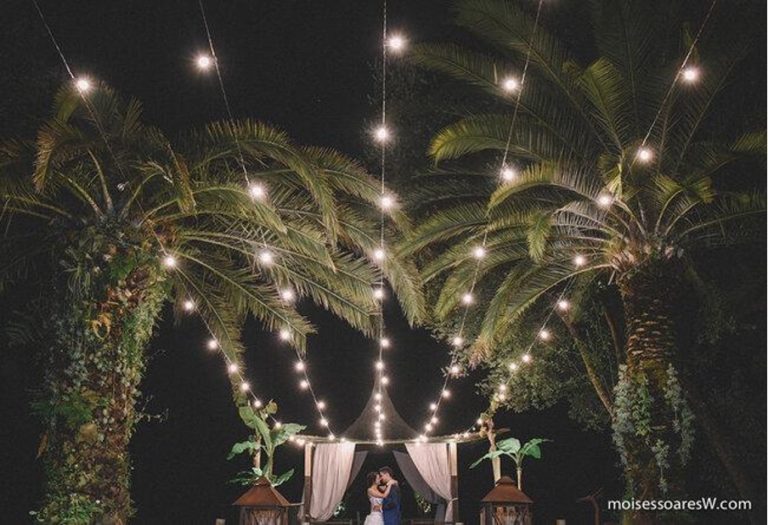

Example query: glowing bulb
[573,254,587,267]
[328,433,336,440]
[295,361,306,372]
[476,418,484,425]
[373,248,386,261]
[74,77,92,93]
[431,416,438,424]
[320,418,329,427]
[452,336,464,347]
[248,183,266,200]
[380,195,395,209]
[375,360,385,370]
[274,422,282,429]
[378,413,387,421]
[461,293,474,305]
[375,403,382,412]
[498,392,507,401]
[473,246,486,259]
[441,389,451,399]
[419,434,427,442]
[374,393,382,401]
[380,337,391,349]
[258,250,274,265]
[462,432,470,438]
[501,77,520,92]
[636,147,653,163]
[253,399,263,408]
[377,440,384,447]
[557,299,570,311]
[207,339,219,350]
[509,362,519,371]
[183,299,195,311]
[196,54,213,70]
[279,329,291,341]
[240,382,250,392]
[280,288,295,302]
[317,400,326,410]
[500,166,517,182]
[374,125,390,142]
[429,402,438,411]
[597,193,613,208]
[163,255,177,268]
[498,384,507,393]
[681,66,699,83]
[450,364,461,376]
[381,376,390,386]
[228,363,239,374]
[296,438,305,446]
[539,329,551,341]
[373,288,385,300]
[387,34,406,52]
[299,379,309,389]
[425,423,433,432]
[522,353,532,363]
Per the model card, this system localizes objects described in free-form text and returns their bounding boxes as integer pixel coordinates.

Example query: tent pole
[302,443,314,524]
[449,441,459,523]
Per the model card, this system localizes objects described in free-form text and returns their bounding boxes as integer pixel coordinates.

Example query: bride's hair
[366,471,379,487]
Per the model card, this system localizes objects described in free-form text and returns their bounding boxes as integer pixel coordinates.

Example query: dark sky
[2,1,762,524]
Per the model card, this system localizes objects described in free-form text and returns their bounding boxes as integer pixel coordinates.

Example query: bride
[363,471,392,525]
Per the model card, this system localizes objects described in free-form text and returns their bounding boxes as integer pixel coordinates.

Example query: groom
[379,466,401,525]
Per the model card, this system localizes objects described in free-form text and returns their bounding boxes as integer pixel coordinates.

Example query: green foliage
[470,436,551,469]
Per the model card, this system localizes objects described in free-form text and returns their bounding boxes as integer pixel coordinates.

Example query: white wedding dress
[363,495,384,525]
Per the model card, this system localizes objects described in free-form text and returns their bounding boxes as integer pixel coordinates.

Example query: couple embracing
[364,466,401,525]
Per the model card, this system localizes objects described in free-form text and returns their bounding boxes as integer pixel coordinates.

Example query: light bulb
[498,392,507,401]
[274,421,282,429]
[240,382,250,392]
[253,399,263,408]
[557,299,570,311]
[374,125,390,142]
[573,254,587,267]
[74,77,92,93]
[320,418,329,427]
[381,376,390,386]
[207,339,219,350]
[429,402,438,411]
[522,353,532,363]
[461,293,474,305]
[499,384,507,393]
[258,250,274,265]
[228,363,239,374]
[248,183,266,200]
[373,248,386,261]
[279,329,291,341]
[476,418,484,425]
[597,193,613,208]
[387,34,406,52]
[295,361,306,372]
[380,337,391,349]
[473,246,486,259]
[183,299,195,311]
[163,255,177,268]
[431,416,438,424]
[299,379,309,389]
[500,166,517,182]
[501,77,520,92]
[441,389,451,399]
[636,147,653,163]
[373,288,385,300]
[375,360,385,370]
[317,400,326,410]
[328,433,336,440]
[452,336,464,347]
[280,288,295,302]
[681,66,699,83]
[509,362,519,371]
[374,392,382,401]
[375,403,382,412]
[196,54,213,70]
[380,195,395,209]
[539,329,551,341]
[450,364,461,376]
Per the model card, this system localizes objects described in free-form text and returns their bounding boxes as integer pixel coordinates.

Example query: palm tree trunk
[614,258,694,523]
[35,247,166,524]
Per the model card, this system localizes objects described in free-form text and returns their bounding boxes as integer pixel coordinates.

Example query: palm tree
[404,0,764,510]
[0,85,423,524]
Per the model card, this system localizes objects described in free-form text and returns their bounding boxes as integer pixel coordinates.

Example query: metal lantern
[479,476,533,525]
[233,477,291,525]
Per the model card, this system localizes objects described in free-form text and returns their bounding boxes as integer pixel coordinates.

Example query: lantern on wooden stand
[233,477,291,525]
[479,476,533,525]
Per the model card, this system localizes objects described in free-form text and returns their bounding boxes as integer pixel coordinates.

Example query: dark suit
[382,483,401,525]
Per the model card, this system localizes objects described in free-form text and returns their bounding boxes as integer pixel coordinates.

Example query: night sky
[0,1,762,524]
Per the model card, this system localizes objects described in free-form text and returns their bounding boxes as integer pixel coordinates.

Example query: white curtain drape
[309,442,356,521]
[405,443,454,522]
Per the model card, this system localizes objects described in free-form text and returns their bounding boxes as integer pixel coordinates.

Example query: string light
[597,192,613,208]
[74,77,92,93]
[207,338,219,350]
[253,399,263,408]
[472,246,486,259]
[461,292,474,305]
[441,389,451,399]
[429,402,438,411]
[387,34,406,52]
[183,299,196,311]
[280,288,295,302]
[573,254,587,267]
[508,362,519,371]
[195,54,213,70]
[258,250,274,265]
[556,299,570,311]
[636,147,654,163]
[501,77,520,92]
[374,125,390,142]
[295,361,306,372]
[380,337,390,348]
[373,287,386,300]
[375,360,385,370]
[681,66,700,83]
[240,382,250,392]
[450,364,461,376]
[300,379,309,390]
[317,400,327,410]
[522,353,532,363]
[373,248,386,261]
[279,329,291,341]
[248,183,266,200]
[500,166,517,182]
[228,363,239,374]
[451,336,464,347]
[538,329,551,341]
[162,255,177,268]
[380,194,395,209]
